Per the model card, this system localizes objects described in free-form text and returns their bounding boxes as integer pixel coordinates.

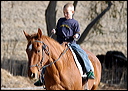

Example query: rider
[34,3,95,86]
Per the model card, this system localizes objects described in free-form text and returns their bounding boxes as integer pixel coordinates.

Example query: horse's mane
[30,33,64,52]
[42,35,65,53]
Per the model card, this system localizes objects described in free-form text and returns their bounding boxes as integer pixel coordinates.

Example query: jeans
[69,43,94,73]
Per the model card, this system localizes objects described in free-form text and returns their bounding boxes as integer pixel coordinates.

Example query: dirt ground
[1,68,127,90]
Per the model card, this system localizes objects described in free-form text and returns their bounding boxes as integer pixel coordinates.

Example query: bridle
[27,34,69,88]
[28,39,69,86]
[28,33,54,71]
[29,40,49,72]
[29,40,69,73]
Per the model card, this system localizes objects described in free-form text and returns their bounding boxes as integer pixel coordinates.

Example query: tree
[45,1,57,39]
[77,1,112,44]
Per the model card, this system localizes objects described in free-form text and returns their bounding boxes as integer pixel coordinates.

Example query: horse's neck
[48,46,76,73]
[45,45,68,74]
[42,39,63,70]
[45,55,64,82]
[43,37,76,77]
[46,50,65,73]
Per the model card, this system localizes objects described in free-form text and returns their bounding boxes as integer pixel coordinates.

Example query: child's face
[63,7,74,19]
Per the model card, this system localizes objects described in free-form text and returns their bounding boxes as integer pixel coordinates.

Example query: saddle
[67,43,87,76]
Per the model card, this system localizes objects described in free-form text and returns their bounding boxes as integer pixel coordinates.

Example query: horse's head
[23,28,49,81]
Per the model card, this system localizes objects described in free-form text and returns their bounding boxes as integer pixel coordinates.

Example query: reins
[50,32,54,38]
[29,39,69,71]
[41,45,69,69]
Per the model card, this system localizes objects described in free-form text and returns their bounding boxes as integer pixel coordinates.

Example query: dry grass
[1,68,127,90]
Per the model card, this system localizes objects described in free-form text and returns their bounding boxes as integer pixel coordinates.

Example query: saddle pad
[67,43,83,76]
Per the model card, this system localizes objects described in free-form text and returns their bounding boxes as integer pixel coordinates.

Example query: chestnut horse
[23,28,101,90]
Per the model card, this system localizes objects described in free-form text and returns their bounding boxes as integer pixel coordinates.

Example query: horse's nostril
[31,73,35,78]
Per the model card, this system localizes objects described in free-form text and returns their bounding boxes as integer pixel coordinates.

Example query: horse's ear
[23,30,31,40]
[37,28,42,38]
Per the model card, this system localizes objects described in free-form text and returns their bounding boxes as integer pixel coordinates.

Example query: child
[52,2,95,78]
[34,3,94,86]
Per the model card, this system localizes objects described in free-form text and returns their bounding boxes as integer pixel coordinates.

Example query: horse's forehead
[27,41,34,51]
[28,43,32,51]
[27,41,42,50]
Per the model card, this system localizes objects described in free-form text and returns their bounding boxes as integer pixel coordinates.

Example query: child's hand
[73,33,79,39]
[51,29,56,34]
[73,33,80,41]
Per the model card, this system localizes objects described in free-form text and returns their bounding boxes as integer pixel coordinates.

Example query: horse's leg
[85,81,89,90]
[82,79,89,90]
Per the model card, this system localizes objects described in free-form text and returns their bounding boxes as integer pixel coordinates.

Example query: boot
[34,79,43,86]
[86,70,95,79]
[34,67,46,86]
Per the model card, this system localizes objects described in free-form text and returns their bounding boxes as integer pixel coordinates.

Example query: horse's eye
[37,50,40,53]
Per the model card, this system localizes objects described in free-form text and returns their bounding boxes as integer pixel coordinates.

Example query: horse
[23,28,101,90]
